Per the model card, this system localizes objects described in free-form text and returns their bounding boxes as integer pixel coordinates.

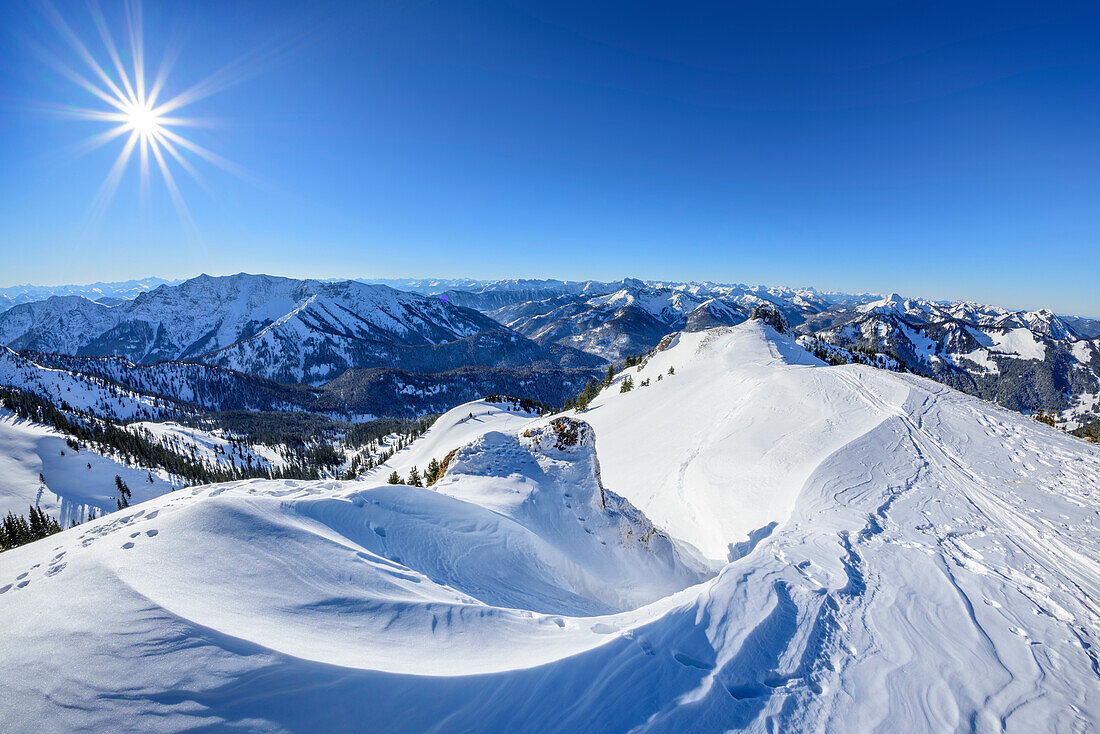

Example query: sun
[123,102,162,138]
[38,0,251,229]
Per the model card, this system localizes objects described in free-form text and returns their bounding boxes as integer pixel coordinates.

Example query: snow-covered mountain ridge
[815,295,1100,427]
[0,274,533,384]
[0,347,183,421]
[460,280,1100,428]
[3,274,1096,427]
[1,320,1096,731]
[2,346,596,423]
[0,277,176,313]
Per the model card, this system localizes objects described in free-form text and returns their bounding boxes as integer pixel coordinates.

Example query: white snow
[1,321,1097,732]
[958,347,1000,374]
[989,328,1047,361]
[131,421,286,472]
[1072,339,1096,364]
[0,410,177,525]
[579,327,901,560]
[370,399,541,480]
[0,347,175,420]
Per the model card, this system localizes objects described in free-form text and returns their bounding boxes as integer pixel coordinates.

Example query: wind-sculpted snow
[0,322,1097,732]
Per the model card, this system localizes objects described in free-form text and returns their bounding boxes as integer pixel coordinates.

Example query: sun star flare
[42,0,242,229]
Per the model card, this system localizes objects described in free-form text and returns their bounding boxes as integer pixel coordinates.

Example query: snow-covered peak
[0,273,509,382]
[587,287,707,321]
[1018,308,1074,340]
[858,292,904,312]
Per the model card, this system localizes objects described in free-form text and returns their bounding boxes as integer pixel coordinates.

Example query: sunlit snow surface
[1,322,1098,732]
[0,411,179,525]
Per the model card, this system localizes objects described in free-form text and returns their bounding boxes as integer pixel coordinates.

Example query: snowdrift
[1,321,1098,732]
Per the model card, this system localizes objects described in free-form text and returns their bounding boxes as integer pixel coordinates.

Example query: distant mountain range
[0,274,603,385]
[811,294,1100,419]
[0,277,178,312]
[0,273,1097,428]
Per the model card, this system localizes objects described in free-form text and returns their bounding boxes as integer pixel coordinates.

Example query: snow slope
[131,421,287,474]
[0,414,279,526]
[0,411,178,526]
[368,398,546,479]
[0,348,180,421]
[574,327,903,561]
[0,321,1097,732]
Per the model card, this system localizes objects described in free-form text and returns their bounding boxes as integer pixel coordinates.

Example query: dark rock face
[750,303,790,335]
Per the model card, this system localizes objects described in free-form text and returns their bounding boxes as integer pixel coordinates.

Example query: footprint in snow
[672,651,715,670]
[634,636,655,656]
[146,529,158,537]
[121,542,135,550]
[0,584,10,594]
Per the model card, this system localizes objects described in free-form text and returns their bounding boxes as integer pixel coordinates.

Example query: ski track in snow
[0,322,1097,732]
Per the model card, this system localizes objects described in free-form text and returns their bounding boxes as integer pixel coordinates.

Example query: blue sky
[1,0,1098,315]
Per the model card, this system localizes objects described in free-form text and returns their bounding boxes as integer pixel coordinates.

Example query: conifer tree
[620,375,634,393]
[408,466,423,487]
[1,506,61,551]
[387,470,402,485]
[114,475,131,510]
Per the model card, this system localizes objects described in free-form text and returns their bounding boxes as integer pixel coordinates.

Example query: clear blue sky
[1,1,1098,315]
